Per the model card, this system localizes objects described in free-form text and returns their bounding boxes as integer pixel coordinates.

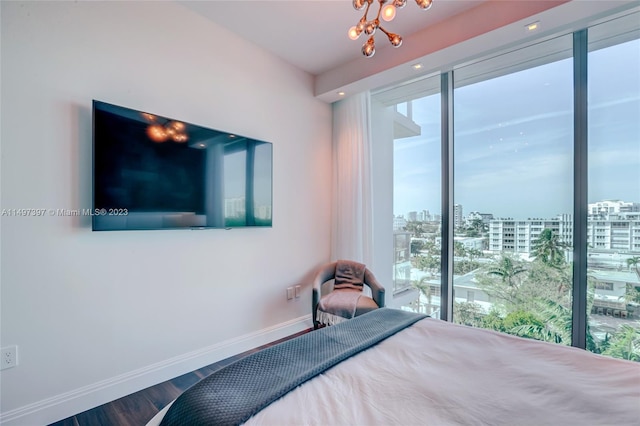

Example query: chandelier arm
[363,1,372,20]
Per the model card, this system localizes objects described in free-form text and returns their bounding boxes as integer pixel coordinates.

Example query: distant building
[467,211,494,226]
[589,270,639,317]
[407,211,417,222]
[454,236,485,251]
[454,204,464,228]
[589,200,640,215]
[489,217,573,253]
[489,204,640,254]
[393,215,407,231]
[417,209,431,222]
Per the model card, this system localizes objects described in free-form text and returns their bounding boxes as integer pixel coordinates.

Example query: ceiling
[178,1,640,102]
[179,0,484,76]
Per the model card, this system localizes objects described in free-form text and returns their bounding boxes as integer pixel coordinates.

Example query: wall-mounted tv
[92,100,272,231]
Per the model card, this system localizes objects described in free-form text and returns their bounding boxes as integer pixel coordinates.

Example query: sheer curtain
[331,91,373,266]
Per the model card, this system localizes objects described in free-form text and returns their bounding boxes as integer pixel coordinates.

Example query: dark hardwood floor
[49,329,311,426]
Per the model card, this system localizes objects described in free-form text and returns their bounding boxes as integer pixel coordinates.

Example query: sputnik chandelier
[348,0,433,57]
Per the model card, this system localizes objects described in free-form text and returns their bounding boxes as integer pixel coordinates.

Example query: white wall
[0,1,332,424]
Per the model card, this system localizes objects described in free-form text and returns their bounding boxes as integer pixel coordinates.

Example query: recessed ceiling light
[526,21,540,32]
[412,63,423,70]
[337,91,346,96]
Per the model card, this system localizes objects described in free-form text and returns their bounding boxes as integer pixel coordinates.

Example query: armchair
[312,260,385,329]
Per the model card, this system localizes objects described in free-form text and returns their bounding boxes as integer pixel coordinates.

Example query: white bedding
[150,317,640,425]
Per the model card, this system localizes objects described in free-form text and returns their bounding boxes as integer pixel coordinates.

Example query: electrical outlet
[286,287,294,300]
[295,285,301,298]
[1,345,18,370]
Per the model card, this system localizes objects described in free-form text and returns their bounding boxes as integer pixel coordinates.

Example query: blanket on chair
[317,290,363,325]
[334,259,366,290]
[316,260,367,325]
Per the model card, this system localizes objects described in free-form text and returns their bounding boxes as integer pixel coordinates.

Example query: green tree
[486,253,527,286]
[410,239,425,255]
[510,299,572,345]
[404,221,425,238]
[482,309,506,332]
[454,301,485,327]
[622,283,640,304]
[467,248,483,262]
[414,254,440,275]
[465,218,485,237]
[531,228,566,268]
[509,298,601,353]
[603,325,640,361]
[453,241,467,258]
[412,276,434,315]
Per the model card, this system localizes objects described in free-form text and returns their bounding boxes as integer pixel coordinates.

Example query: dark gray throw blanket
[159,308,427,426]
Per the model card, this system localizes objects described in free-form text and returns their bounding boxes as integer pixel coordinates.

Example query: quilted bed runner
[159,308,426,426]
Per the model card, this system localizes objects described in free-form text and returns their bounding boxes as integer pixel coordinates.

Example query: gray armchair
[312,261,385,329]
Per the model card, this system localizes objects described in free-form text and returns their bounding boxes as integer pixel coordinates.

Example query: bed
[148,308,640,426]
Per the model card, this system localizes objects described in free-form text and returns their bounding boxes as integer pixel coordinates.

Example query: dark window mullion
[572,29,589,350]
[440,71,454,322]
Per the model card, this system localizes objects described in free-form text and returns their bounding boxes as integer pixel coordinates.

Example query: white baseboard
[0,315,313,426]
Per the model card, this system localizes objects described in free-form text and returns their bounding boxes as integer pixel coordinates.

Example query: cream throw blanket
[317,260,366,325]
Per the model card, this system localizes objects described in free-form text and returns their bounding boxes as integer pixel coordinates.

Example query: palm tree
[603,325,640,362]
[510,298,601,353]
[531,228,565,268]
[412,276,434,315]
[486,254,527,287]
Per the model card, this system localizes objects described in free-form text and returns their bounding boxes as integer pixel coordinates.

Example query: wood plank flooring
[49,329,311,426]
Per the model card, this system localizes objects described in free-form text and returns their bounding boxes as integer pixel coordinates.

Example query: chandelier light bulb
[147,125,168,143]
[362,37,376,57]
[348,26,361,40]
[416,0,433,10]
[388,32,403,47]
[172,133,188,143]
[381,4,396,21]
[364,20,378,35]
[353,0,367,10]
[169,121,185,132]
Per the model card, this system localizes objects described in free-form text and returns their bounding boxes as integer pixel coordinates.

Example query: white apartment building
[489,215,573,254]
[489,208,640,254]
[589,200,640,215]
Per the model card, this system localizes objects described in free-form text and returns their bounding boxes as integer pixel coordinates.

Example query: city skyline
[394,198,640,222]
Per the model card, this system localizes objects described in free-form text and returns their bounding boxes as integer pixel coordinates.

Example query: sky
[392,38,640,220]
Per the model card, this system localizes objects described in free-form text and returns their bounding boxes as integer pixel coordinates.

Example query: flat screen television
[92,100,273,231]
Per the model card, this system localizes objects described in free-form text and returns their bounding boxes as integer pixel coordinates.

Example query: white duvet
[150,318,640,426]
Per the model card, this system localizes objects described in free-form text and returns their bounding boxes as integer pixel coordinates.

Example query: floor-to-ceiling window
[587,15,640,360]
[452,35,576,344]
[372,11,639,361]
